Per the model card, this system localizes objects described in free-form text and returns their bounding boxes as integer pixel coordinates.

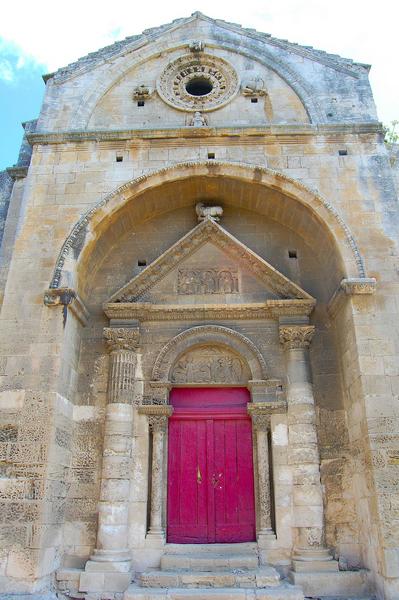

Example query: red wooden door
[167,388,255,543]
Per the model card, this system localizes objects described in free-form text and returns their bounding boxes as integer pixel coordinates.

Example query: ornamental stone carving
[189,40,205,53]
[172,346,247,384]
[148,415,169,432]
[279,325,315,349]
[103,327,140,352]
[156,54,239,112]
[241,75,268,97]
[132,84,153,101]
[177,268,238,295]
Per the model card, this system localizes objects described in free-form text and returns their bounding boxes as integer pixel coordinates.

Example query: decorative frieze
[279,325,315,349]
[177,268,239,295]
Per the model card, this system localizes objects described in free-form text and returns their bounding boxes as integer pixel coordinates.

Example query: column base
[292,546,338,572]
[80,551,132,594]
[257,528,277,548]
[146,528,166,546]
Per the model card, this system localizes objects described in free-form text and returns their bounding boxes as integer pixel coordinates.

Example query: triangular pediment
[47,12,366,84]
[107,218,313,305]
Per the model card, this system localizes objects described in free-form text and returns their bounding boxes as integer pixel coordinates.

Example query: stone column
[251,412,273,538]
[80,327,139,594]
[279,324,336,572]
[138,405,173,544]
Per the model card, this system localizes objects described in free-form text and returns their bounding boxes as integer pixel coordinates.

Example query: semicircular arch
[152,325,268,383]
[49,161,365,291]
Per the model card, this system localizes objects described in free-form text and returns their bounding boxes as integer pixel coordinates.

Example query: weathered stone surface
[0,11,397,600]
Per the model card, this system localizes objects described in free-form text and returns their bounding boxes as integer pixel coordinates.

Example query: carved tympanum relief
[171,346,248,384]
[178,268,239,295]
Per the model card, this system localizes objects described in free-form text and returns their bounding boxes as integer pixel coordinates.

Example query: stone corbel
[44,287,89,327]
[327,277,377,318]
[189,40,205,52]
[248,379,283,403]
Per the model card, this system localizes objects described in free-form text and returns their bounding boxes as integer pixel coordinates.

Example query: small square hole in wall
[116,156,123,162]
[137,100,145,107]
[288,250,297,259]
[338,149,348,156]
[138,259,147,267]
[208,153,215,159]
[251,98,258,103]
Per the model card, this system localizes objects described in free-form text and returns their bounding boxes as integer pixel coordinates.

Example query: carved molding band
[103,327,140,352]
[279,325,315,350]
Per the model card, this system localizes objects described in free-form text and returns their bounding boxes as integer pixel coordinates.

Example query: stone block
[79,571,105,592]
[289,569,371,597]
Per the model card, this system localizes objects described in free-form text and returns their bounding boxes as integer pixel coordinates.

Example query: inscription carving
[172,346,246,384]
[178,268,239,295]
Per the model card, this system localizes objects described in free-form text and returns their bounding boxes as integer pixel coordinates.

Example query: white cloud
[0,0,397,121]
[0,58,14,83]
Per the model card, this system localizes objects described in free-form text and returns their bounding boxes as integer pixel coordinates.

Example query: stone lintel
[44,287,89,326]
[327,277,377,318]
[103,299,315,321]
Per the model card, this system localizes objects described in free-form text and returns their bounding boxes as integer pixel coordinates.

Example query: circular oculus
[157,53,239,112]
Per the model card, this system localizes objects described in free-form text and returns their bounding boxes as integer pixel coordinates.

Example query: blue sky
[0,0,397,171]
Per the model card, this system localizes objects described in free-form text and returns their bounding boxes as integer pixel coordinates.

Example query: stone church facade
[0,12,398,600]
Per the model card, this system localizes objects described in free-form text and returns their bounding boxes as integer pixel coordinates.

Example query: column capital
[148,415,169,433]
[248,401,286,430]
[279,325,315,350]
[104,327,139,352]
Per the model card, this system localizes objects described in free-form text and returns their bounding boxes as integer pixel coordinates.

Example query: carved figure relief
[178,268,239,295]
[172,346,247,384]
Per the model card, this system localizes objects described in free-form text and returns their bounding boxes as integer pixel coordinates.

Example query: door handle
[197,466,202,484]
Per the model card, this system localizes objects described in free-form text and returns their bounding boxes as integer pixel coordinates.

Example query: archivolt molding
[152,325,268,383]
[49,161,365,290]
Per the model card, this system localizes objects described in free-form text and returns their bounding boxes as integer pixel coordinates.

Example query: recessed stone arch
[152,324,268,383]
[49,161,366,292]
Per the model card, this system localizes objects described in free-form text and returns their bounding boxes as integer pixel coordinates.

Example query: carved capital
[148,415,169,433]
[103,327,139,352]
[279,325,315,350]
[251,413,271,431]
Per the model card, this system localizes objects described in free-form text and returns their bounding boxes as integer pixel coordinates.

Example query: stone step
[164,543,258,555]
[140,567,280,589]
[289,569,372,597]
[125,581,304,600]
[161,552,259,571]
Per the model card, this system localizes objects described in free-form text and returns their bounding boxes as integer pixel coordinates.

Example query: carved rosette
[279,325,315,350]
[104,327,139,404]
